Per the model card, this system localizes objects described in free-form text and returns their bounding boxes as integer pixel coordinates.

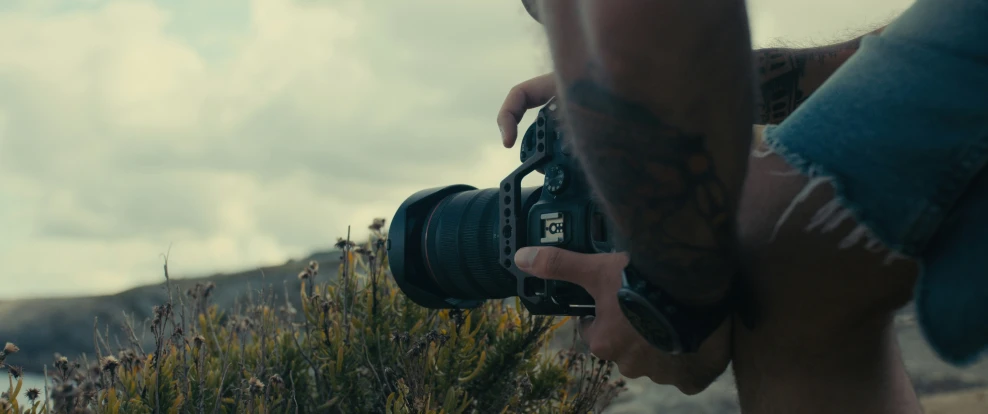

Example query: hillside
[0,249,343,375]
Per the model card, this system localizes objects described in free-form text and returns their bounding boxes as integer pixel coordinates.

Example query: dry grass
[0,219,626,414]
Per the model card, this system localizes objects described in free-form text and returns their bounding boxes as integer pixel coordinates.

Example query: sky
[0,0,915,299]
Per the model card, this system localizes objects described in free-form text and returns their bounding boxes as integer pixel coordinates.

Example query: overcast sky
[0,0,914,299]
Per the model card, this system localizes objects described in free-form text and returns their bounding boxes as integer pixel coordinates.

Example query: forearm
[757,27,885,124]
[537,0,754,304]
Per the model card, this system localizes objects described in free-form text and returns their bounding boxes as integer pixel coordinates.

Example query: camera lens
[420,188,515,300]
[389,185,542,308]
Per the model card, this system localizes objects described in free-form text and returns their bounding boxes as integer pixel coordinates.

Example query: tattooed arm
[757,27,885,124]
[535,0,754,304]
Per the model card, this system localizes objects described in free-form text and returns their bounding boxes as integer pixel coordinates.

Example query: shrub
[1,219,626,413]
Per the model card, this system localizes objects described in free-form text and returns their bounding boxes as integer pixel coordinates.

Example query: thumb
[514,246,599,287]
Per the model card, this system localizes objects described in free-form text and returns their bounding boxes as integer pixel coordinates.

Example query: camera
[386,98,614,316]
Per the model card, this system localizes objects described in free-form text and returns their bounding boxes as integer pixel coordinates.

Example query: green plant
[1,219,626,413]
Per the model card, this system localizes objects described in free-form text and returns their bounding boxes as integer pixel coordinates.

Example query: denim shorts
[760,0,988,366]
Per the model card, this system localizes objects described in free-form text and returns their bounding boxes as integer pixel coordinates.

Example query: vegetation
[0,219,626,413]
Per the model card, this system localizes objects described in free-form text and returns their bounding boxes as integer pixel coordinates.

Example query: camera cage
[497,98,596,316]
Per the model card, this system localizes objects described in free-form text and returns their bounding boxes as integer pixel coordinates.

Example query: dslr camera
[387,98,615,316]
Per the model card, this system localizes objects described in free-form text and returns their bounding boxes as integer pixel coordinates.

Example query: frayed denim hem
[755,126,908,265]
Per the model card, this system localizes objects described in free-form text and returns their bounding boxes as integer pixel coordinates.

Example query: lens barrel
[421,188,515,299]
[388,185,540,309]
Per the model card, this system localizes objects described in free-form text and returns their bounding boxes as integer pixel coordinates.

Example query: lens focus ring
[423,188,515,300]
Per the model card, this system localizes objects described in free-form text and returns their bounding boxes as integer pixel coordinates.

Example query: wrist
[618,263,735,354]
[631,254,737,307]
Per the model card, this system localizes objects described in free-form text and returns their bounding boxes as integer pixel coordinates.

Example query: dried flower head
[6,365,22,379]
[369,218,386,231]
[268,373,284,388]
[390,331,410,346]
[2,343,18,355]
[25,388,40,401]
[248,376,265,395]
[100,356,120,373]
[193,335,206,349]
[54,355,70,372]
[153,303,173,319]
[203,282,215,298]
[334,238,356,250]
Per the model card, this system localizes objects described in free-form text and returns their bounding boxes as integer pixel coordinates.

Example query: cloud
[0,0,916,298]
[747,0,914,47]
[0,0,546,298]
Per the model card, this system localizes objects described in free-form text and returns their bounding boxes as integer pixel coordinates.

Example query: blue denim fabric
[760,0,988,366]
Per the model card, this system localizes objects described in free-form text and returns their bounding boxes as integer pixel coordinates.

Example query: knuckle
[647,373,668,385]
[588,341,613,360]
[541,249,564,276]
[618,362,644,379]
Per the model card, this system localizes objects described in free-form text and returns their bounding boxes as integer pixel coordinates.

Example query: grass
[0,219,626,414]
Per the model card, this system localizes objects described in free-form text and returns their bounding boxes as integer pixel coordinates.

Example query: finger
[514,246,615,289]
[496,73,556,148]
[578,315,595,343]
[588,337,616,362]
[614,343,650,380]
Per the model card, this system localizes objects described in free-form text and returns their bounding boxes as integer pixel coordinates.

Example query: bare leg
[730,127,922,414]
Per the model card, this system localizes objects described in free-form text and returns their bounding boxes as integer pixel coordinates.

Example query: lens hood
[388,184,485,309]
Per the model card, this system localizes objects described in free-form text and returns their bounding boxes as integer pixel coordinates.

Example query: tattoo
[756,49,806,124]
[755,38,869,124]
[563,79,736,300]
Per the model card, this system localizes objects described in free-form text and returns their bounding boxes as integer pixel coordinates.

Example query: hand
[496,72,556,148]
[514,246,732,394]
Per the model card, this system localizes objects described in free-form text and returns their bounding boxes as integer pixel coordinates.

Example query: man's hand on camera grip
[513,246,731,394]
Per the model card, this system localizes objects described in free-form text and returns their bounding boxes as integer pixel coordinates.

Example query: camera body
[388,98,614,316]
[498,98,615,315]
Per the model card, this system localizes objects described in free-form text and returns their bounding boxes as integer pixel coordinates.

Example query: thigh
[736,130,919,349]
[746,0,988,364]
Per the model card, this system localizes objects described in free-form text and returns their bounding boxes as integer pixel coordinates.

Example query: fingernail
[514,247,539,269]
[499,125,506,142]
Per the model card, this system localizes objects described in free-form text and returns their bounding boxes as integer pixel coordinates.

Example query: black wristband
[617,264,734,354]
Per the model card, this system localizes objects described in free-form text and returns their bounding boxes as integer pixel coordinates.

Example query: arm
[756,27,885,124]
[536,0,754,304]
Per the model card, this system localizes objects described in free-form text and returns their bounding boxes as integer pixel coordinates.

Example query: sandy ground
[595,308,988,413]
[921,389,988,414]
